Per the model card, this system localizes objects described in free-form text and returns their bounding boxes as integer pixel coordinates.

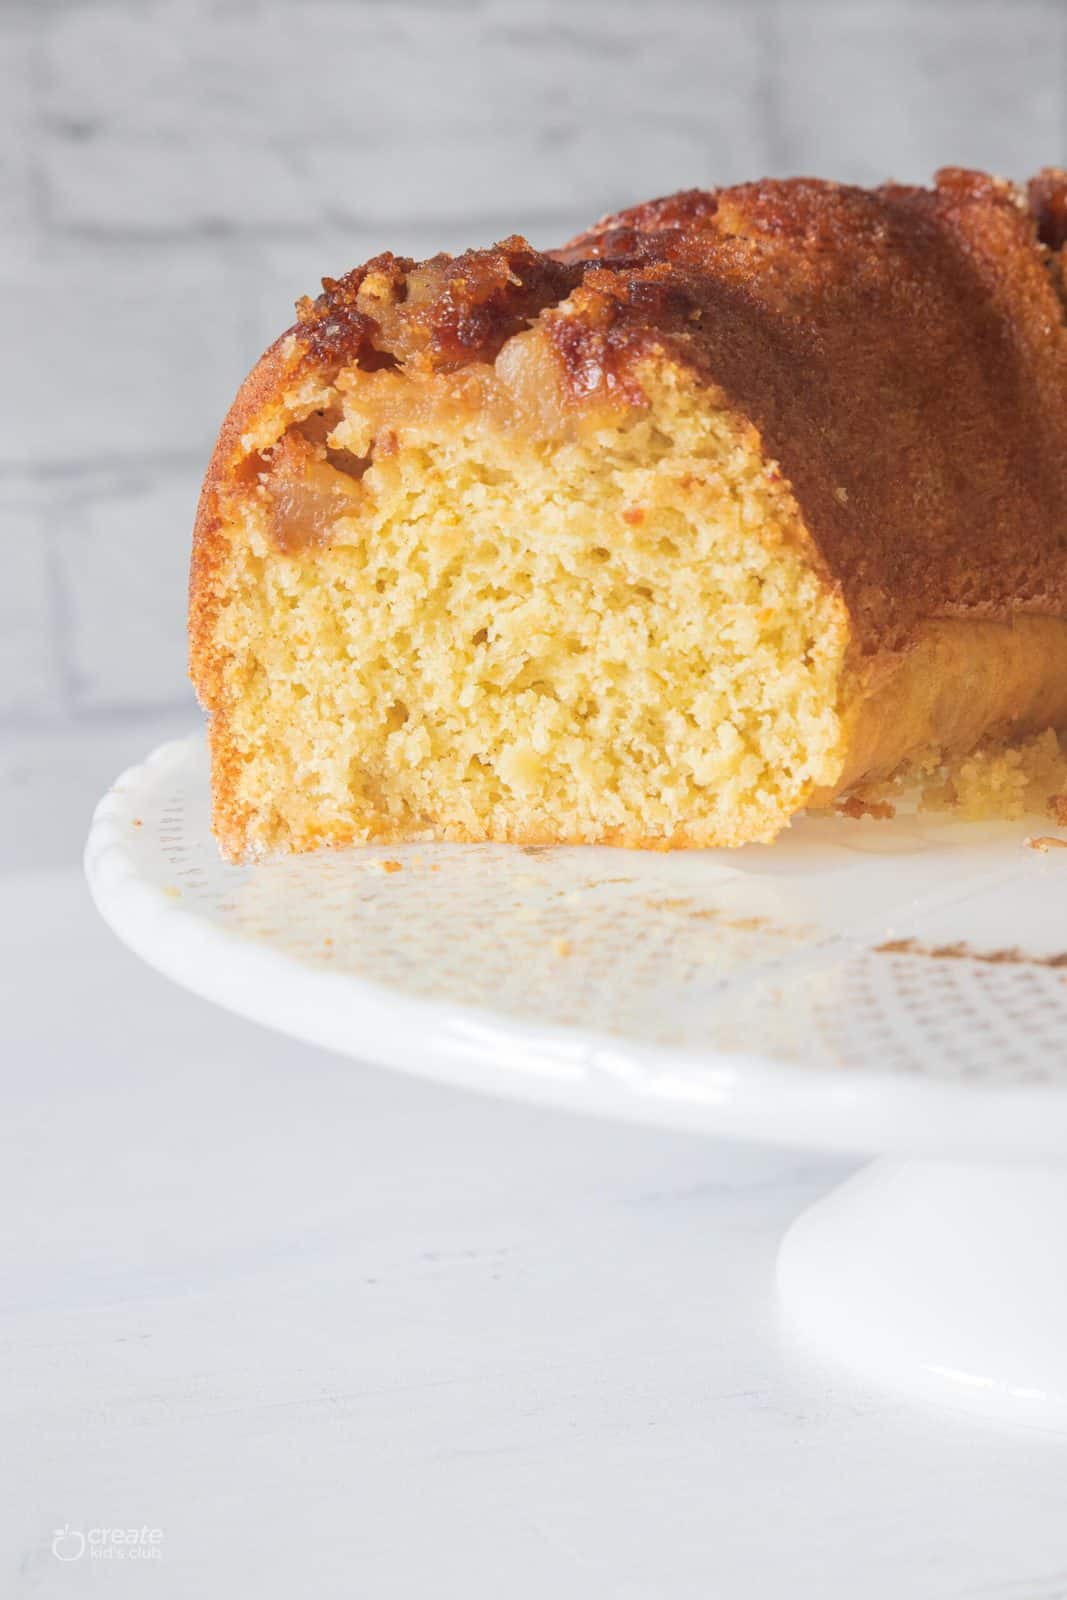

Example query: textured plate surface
[86,735,1067,1157]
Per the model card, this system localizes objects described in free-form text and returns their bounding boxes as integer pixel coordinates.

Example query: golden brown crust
[189,337,296,688]
[824,616,1067,799]
[554,169,1067,648]
[189,332,315,854]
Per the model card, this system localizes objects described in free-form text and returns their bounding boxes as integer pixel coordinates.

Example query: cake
[190,168,1067,861]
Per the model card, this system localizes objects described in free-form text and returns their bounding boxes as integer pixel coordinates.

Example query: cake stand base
[778,1159,1067,1429]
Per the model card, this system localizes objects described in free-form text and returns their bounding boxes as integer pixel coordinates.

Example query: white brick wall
[774,0,1065,187]
[0,489,62,718]
[4,241,248,468]
[58,464,201,711]
[5,0,1065,734]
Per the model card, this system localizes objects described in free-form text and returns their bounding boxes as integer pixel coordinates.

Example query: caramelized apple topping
[261,428,366,553]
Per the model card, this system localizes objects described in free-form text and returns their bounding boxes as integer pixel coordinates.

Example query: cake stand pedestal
[779,1159,1067,1428]
[87,735,1067,1429]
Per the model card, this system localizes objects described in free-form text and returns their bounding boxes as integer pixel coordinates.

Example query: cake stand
[86,735,1067,1430]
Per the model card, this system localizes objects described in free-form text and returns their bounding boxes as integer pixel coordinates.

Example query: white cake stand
[86,735,1067,1429]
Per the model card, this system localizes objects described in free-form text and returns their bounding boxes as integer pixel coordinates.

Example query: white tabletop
[4,865,1067,1598]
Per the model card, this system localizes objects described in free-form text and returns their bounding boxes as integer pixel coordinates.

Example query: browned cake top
[555,167,1067,646]
[294,237,582,374]
[212,169,1067,652]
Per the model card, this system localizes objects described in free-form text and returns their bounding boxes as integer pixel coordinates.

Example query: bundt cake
[190,167,1067,861]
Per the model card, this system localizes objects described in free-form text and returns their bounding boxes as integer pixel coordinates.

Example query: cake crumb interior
[210,360,849,857]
